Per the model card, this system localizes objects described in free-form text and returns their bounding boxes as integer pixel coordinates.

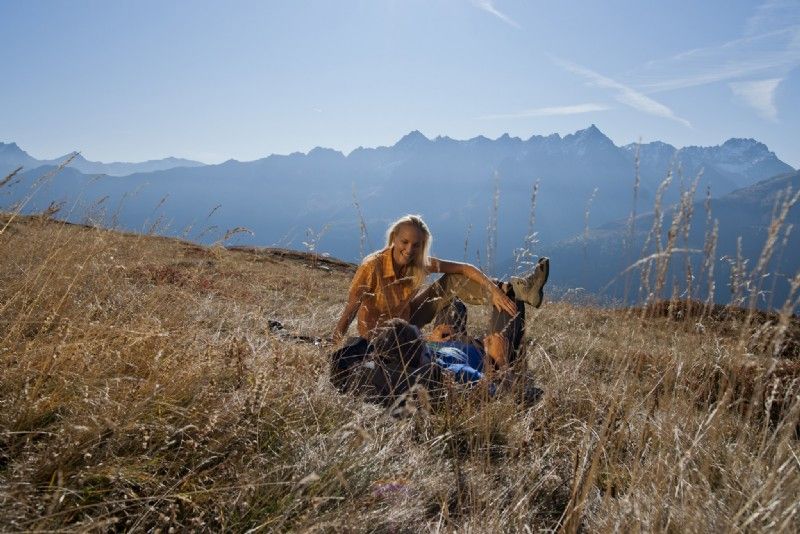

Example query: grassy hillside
[1,213,798,532]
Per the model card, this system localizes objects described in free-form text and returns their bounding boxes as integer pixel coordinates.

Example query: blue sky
[1,0,798,167]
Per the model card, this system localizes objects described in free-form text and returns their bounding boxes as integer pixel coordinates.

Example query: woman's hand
[491,286,518,317]
[430,258,518,317]
[332,328,345,345]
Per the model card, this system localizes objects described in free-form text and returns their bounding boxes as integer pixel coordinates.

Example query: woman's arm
[332,265,370,344]
[429,258,517,316]
[333,299,360,344]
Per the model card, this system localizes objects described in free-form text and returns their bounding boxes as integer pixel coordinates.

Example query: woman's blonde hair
[384,214,432,289]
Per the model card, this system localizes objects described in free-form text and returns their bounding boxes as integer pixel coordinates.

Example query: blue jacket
[424,341,486,386]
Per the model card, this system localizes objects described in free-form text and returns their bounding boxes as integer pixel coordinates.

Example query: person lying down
[329,256,550,411]
[334,302,543,411]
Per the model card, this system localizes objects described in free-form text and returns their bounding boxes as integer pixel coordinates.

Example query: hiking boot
[510,257,550,308]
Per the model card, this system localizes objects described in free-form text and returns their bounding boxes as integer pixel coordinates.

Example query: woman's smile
[392,225,423,267]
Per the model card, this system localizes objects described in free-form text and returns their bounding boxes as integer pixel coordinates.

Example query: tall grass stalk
[700,187,719,317]
[352,186,369,261]
[623,143,641,305]
[767,223,794,311]
[463,222,472,262]
[736,186,800,351]
[0,166,23,189]
[652,176,700,309]
[638,172,672,314]
[0,152,78,236]
[513,180,540,276]
[486,171,500,276]
[582,187,598,285]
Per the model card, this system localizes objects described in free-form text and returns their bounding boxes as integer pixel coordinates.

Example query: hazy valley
[2,126,797,308]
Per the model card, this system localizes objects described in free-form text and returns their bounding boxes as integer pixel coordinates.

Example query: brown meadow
[0,206,799,532]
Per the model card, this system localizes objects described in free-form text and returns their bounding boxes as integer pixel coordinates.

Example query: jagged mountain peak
[307,146,344,159]
[496,133,521,144]
[717,138,772,160]
[526,132,562,144]
[1,142,27,154]
[557,125,618,158]
[623,140,676,151]
[583,123,602,135]
[721,137,763,149]
[395,130,430,148]
[682,138,769,156]
[565,124,615,145]
[1,143,207,177]
[467,134,492,144]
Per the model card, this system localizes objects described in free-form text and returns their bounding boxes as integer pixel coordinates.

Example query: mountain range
[0,142,204,177]
[1,126,797,307]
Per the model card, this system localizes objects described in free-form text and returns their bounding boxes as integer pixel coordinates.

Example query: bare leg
[486,287,525,366]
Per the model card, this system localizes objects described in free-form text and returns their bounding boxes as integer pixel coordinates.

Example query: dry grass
[1,212,799,532]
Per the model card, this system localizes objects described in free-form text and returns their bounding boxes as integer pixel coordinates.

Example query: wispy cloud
[478,103,609,120]
[553,58,692,127]
[730,78,782,121]
[632,1,800,97]
[745,0,800,36]
[637,26,800,93]
[470,0,520,28]
[650,27,796,66]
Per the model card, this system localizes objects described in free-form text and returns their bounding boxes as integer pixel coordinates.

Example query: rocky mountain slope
[542,170,800,308]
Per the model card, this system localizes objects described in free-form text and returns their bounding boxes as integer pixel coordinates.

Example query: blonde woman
[330,214,549,390]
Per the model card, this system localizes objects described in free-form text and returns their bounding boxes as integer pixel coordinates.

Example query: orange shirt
[350,247,419,338]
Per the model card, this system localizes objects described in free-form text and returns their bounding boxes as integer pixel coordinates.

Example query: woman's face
[392,224,424,268]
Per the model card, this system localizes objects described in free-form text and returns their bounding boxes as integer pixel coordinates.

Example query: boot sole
[532,257,549,308]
